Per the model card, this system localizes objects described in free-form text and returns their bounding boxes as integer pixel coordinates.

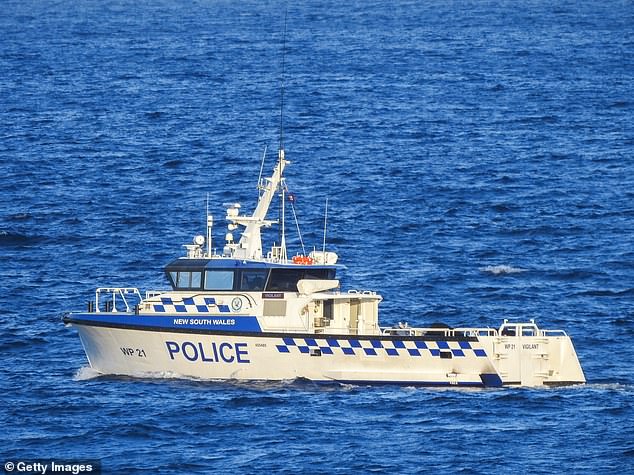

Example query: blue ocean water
[1,0,633,473]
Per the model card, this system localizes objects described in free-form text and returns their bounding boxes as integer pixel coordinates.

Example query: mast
[226,158,287,260]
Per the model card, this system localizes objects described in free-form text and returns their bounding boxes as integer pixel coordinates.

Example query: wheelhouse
[164,258,338,292]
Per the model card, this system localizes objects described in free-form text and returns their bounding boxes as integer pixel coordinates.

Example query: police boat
[63,149,585,387]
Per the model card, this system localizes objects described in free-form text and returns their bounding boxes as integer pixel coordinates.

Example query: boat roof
[165,257,343,271]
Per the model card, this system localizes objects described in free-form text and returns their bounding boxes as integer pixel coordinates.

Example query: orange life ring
[292,255,314,265]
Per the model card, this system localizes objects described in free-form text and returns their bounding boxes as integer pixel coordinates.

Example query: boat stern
[473,321,585,387]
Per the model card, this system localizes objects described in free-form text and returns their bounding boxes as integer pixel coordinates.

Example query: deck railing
[94,287,142,313]
[380,326,498,337]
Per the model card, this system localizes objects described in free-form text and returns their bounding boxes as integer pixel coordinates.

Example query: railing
[381,326,452,337]
[94,287,142,313]
[380,326,499,337]
[455,327,498,337]
[540,329,568,337]
[380,327,567,338]
[347,289,378,296]
[145,290,168,299]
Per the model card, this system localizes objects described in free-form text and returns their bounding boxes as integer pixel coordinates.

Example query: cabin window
[323,299,333,320]
[177,272,189,288]
[266,268,335,292]
[266,269,305,292]
[169,271,178,287]
[501,325,517,337]
[204,270,234,290]
[174,271,202,289]
[304,268,335,280]
[240,270,269,291]
[522,326,536,337]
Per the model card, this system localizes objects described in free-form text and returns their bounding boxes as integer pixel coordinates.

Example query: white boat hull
[72,322,505,387]
[66,308,585,388]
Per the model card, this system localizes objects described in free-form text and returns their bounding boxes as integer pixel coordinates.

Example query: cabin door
[494,325,522,385]
[349,299,360,334]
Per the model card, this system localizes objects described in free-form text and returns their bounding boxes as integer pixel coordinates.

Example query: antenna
[280,186,287,261]
[279,9,288,155]
[257,144,267,195]
[206,193,212,257]
[286,187,306,255]
[322,197,328,256]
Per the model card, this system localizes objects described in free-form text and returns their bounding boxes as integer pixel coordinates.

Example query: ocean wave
[73,366,102,381]
[72,367,296,386]
[576,288,634,298]
[579,382,634,392]
[163,159,185,168]
[480,265,527,275]
[6,213,33,221]
[72,370,207,384]
[0,230,45,247]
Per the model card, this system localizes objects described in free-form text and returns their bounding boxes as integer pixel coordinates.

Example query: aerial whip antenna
[206,193,213,257]
[257,144,267,196]
[279,9,288,157]
[322,197,328,256]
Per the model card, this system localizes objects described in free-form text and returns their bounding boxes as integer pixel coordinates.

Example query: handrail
[146,290,168,299]
[95,287,142,313]
[454,327,498,337]
[541,329,567,337]
[380,326,456,337]
[380,326,500,337]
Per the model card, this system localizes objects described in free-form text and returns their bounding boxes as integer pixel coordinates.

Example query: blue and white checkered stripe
[153,297,231,313]
[276,337,487,358]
